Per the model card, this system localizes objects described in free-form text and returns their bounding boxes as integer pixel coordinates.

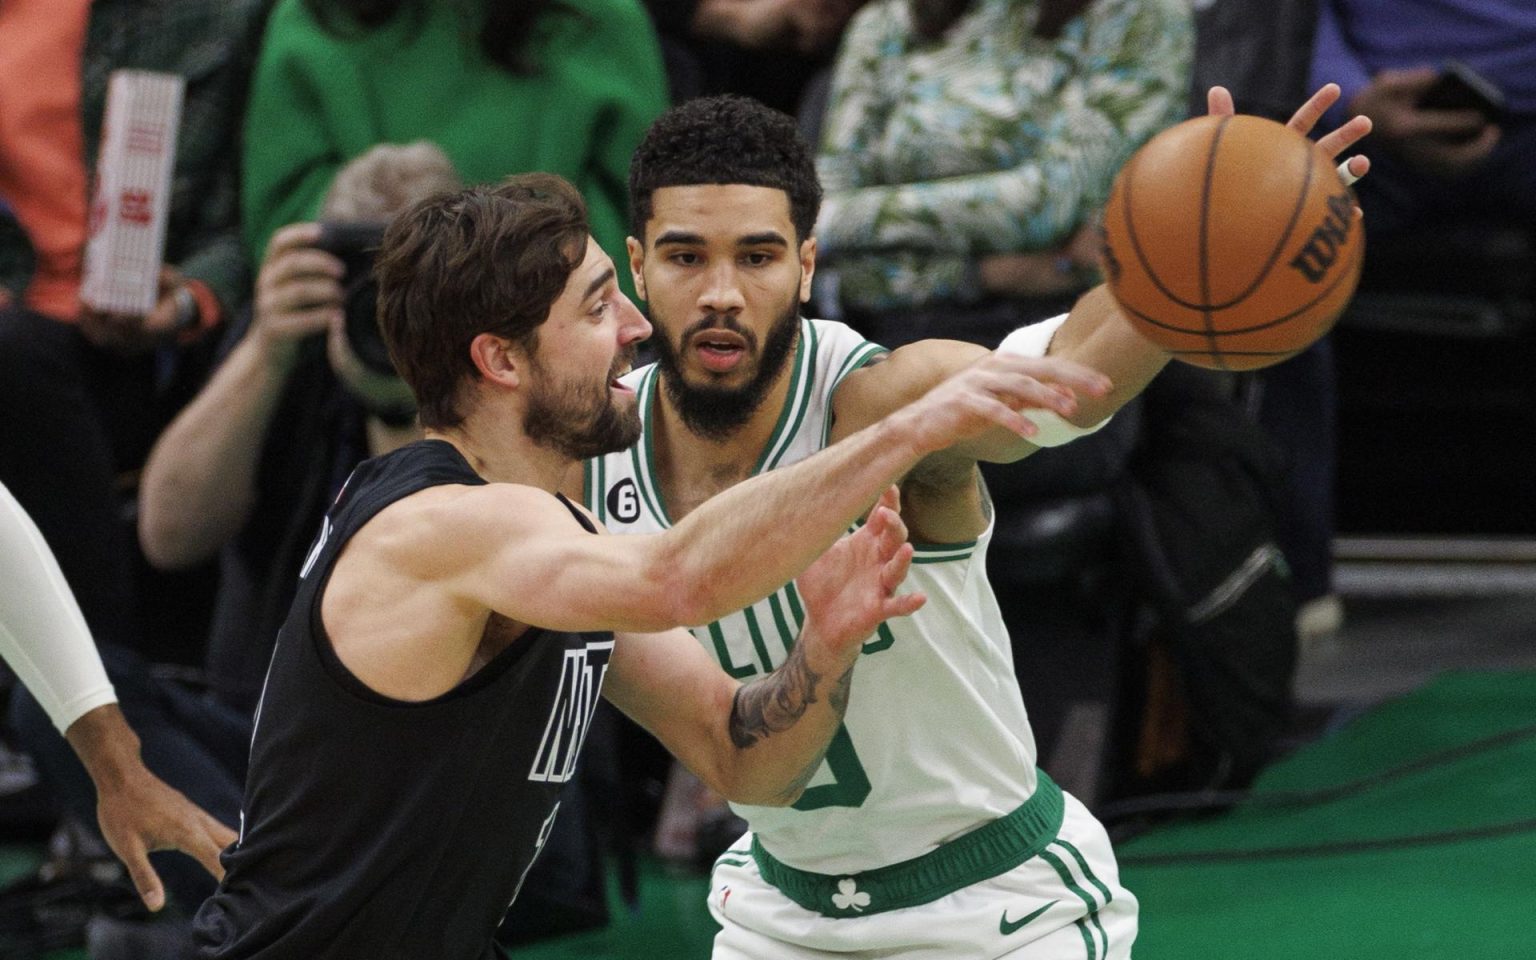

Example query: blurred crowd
[1,0,1531,956]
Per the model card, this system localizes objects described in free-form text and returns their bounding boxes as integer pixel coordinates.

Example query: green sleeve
[585,0,671,286]
[240,0,350,268]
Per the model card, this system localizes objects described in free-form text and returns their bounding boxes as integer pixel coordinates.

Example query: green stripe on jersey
[766,592,797,655]
[761,319,818,472]
[633,369,671,527]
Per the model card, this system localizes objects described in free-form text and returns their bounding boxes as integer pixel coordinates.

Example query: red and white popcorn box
[80,70,184,316]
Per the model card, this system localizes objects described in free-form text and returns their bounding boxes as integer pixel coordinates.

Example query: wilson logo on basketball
[1288,192,1357,283]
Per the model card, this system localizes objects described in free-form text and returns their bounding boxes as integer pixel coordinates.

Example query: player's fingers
[118,838,166,912]
[987,373,1080,417]
[987,352,1113,397]
[1336,155,1369,187]
[1205,85,1235,117]
[977,395,1037,438]
[875,484,902,516]
[870,505,909,554]
[1286,83,1341,136]
[1443,125,1502,164]
[1374,66,1440,94]
[879,542,915,594]
[182,823,230,882]
[882,590,926,619]
[1315,114,1372,159]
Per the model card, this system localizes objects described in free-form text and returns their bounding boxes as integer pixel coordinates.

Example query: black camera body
[314,221,394,376]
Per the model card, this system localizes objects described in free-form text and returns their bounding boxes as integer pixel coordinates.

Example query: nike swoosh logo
[1000,899,1058,936]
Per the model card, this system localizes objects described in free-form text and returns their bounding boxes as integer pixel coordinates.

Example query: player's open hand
[1207,83,1372,189]
[96,764,236,910]
[898,350,1112,451]
[795,486,924,659]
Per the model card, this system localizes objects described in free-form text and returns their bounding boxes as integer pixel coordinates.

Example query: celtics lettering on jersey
[589,318,1037,874]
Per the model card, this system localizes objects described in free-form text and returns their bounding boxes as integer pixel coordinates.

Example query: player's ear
[798,234,817,305]
[468,333,521,390]
[626,236,648,302]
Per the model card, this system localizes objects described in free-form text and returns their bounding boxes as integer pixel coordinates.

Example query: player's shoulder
[363,483,590,562]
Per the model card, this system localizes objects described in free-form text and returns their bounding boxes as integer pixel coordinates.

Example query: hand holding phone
[1417,59,1506,126]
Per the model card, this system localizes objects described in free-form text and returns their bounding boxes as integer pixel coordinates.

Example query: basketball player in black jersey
[190,173,1107,959]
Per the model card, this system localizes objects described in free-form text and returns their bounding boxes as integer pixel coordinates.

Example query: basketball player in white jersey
[585,87,1370,959]
[192,173,1116,960]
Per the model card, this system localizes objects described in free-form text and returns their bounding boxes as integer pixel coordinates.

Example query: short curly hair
[628,95,822,243]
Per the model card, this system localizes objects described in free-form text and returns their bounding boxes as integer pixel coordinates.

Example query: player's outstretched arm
[1,483,235,910]
[66,705,237,910]
[452,354,1073,634]
[603,488,924,806]
[833,83,1377,478]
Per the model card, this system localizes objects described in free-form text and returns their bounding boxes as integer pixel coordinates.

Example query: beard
[523,348,642,461]
[651,297,800,442]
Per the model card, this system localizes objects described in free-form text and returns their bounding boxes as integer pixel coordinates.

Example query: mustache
[683,313,757,349]
[609,344,637,380]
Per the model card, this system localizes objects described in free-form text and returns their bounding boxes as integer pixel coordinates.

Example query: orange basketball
[1100,114,1364,371]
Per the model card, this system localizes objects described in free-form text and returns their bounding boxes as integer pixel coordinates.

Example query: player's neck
[651,360,795,519]
[424,418,571,492]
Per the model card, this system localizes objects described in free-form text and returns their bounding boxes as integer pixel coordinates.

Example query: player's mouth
[609,366,634,395]
[691,329,749,374]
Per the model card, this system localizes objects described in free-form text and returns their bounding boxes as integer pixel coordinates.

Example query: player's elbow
[639,542,726,629]
[714,770,804,807]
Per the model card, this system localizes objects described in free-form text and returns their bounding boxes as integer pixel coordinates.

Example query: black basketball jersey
[194,440,613,960]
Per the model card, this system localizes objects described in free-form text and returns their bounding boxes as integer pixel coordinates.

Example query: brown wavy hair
[373,173,589,429]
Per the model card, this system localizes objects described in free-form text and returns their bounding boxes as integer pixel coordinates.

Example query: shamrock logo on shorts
[831,878,871,912]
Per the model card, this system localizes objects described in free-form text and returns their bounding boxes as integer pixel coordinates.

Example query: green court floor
[5,670,1533,959]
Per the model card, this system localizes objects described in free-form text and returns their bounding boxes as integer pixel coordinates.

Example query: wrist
[64,704,143,790]
[876,405,937,465]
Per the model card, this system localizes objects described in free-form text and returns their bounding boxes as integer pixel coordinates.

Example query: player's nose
[617,293,651,345]
[697,262,745,315]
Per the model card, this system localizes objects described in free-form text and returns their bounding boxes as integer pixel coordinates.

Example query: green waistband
[749,771,1065,918]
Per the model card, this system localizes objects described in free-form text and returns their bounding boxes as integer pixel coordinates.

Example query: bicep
[448,490,684,634]
[830,340,988,441]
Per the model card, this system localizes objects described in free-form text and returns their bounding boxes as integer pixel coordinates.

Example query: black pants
[0,306,146,651]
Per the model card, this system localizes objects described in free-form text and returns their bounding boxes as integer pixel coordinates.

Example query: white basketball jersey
[587,318,1041,875]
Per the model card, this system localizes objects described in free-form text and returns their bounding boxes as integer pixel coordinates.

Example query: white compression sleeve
[996,313,1111,447]
[0,482,116,733]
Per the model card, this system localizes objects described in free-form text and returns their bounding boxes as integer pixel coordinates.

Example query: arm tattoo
[753,662,858,805]
[728,644,856,751]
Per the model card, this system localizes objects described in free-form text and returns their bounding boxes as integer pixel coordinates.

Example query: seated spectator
[813,0,1192,348]
[242,0,668,297]
[0,0,265,659]
[1313,0,1535,240]
[9,145,461,954]
[643,0,868,110]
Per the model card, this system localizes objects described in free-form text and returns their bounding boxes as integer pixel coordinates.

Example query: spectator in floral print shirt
[814,0,1191,347]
